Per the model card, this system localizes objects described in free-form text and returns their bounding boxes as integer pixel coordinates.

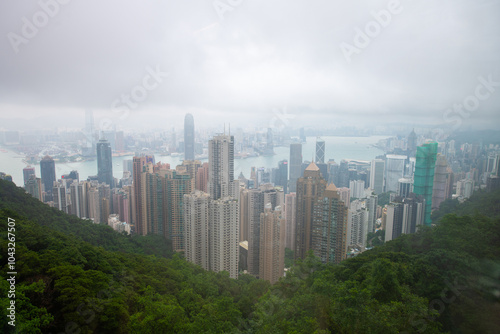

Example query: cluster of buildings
[12,118,500,284]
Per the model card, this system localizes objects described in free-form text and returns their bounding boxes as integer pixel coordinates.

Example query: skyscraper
[208,134,236,200]
[385,194,425,242]
[259,204,286,283]
[25,175,42,201]
[385,155,407,193]
[209,197,239,279]
[370,159,385,194]
[40,155,56,202]
[432,155,449,210]
[70,181,89,218]
[289,143,302,193]
[347,200,369,249]
[413,141,438,226]
[315,138,325,164]
[184,190,210,271]
[23,166,35,186]
[165,169,193,252]
[184,113,195,161]
[284,192,296,250]
[133,155,154,235]
[295,162,327,260]
[97,139,113,188]
[276,160,288,194]
[312,183,348,264]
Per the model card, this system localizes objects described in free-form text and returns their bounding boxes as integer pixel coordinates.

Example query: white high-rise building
[385,155,407,193]
[184,191,211,271]
[210,197,239,279]
[347,200,368,249]
[349,180,366,199]
[370,159,385,194]
[208,134,236,200]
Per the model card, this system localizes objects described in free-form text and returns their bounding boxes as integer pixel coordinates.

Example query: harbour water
[0,136,388,186]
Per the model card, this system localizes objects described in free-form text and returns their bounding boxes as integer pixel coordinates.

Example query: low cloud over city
[0,0,499,130]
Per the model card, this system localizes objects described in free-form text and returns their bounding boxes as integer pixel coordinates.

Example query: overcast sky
[0,0,499,132]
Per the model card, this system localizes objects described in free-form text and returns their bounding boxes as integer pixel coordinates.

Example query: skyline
[0,1,499,131]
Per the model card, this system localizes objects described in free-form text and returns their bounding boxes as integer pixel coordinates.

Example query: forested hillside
[1,179,499,333]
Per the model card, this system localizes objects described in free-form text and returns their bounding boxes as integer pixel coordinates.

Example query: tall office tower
[25,175,42,201]
[184,114,195,161]
[70,181,88,218]
[315,138,325,164]
[196,162,209,193]
[40,155,56,202]
[397,178,413,198]
[184,191,210,271]
[312,184,348,264]
[338,160,350,188]
[284,192,296,250]
[259,204,286,284]
[385,194,425,242]
[365,194,378,234]
[52,182,69,214]
[275,160,288,193]
[295,162,327,260]
[385,155,407,193]
[289,143,302,193]
[432,155,449,210]
[97,139,114,188]
[23,166,36,186]
[347,200,368,249]
[240,188,250,242]
[208,134,235,200]
[165,169,193,252]
[337,187,350,208]
[209,197,239,279]
[407,129,417,156]
[349,180,366,199]
[87,187,101,223]
[370,159,385,194]
[83,109,96,157]
[413,141,437,226]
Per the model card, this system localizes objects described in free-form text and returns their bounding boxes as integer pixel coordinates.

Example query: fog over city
[0,0,499,130]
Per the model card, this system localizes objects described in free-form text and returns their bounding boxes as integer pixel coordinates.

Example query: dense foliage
[1,179,499,333]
